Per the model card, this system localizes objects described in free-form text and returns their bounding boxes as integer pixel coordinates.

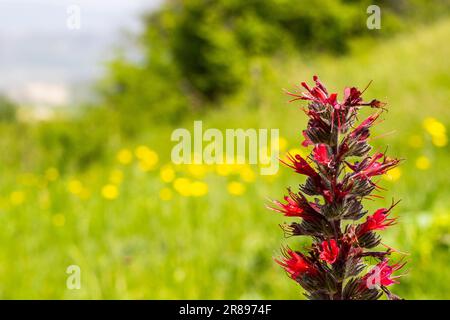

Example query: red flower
[349,113,380,141]
[285,75,338,107]
[313,144,331,166]
[343,87,364,106]
[357,207,397,236]
[274,76,406,299]
[343,84,386,109]
[322,181,352,204]
[281,153,318,178]
[275,248,317,279]
[319,239,340,264]
[348,152,400,180]
[362,259,404,288]
[268,195,303,217]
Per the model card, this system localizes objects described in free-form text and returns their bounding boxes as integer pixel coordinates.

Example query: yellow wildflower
[432,134,448,147]
[423,117,447,147]
[187,164,207,178]
[239,165,256,182]
[423,117,446,136]
[160,165,176,183]
[117,148,133,165]
[416,156,431,170]
[136,146,159,171]
[216,163,233,176]
[67,179,83,195]
[384,167,402,181]
[227,181,246,196]
[10,191,25,206]
[190,181,208,197]
[135,145,154,159]
[433,212,450,228]
[173,178,192,196]
[101,184,119,200]
[278,137,288,151]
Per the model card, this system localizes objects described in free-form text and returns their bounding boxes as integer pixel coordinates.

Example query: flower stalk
[269,76,405,300]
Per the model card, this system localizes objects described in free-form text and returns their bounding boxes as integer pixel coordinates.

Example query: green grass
[0,20,449,299]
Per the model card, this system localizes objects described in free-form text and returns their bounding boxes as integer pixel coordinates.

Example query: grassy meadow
[0,19,449,299]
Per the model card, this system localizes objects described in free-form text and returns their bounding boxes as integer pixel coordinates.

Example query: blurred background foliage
[100,0,448,125]
[0,0,449,299]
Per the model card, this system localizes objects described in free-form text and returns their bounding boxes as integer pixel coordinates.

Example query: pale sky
[0,0,163,100]
[0,0,162,34]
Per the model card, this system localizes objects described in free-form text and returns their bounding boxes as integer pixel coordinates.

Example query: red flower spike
[271,76,405,300]
[319,239,340,264]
